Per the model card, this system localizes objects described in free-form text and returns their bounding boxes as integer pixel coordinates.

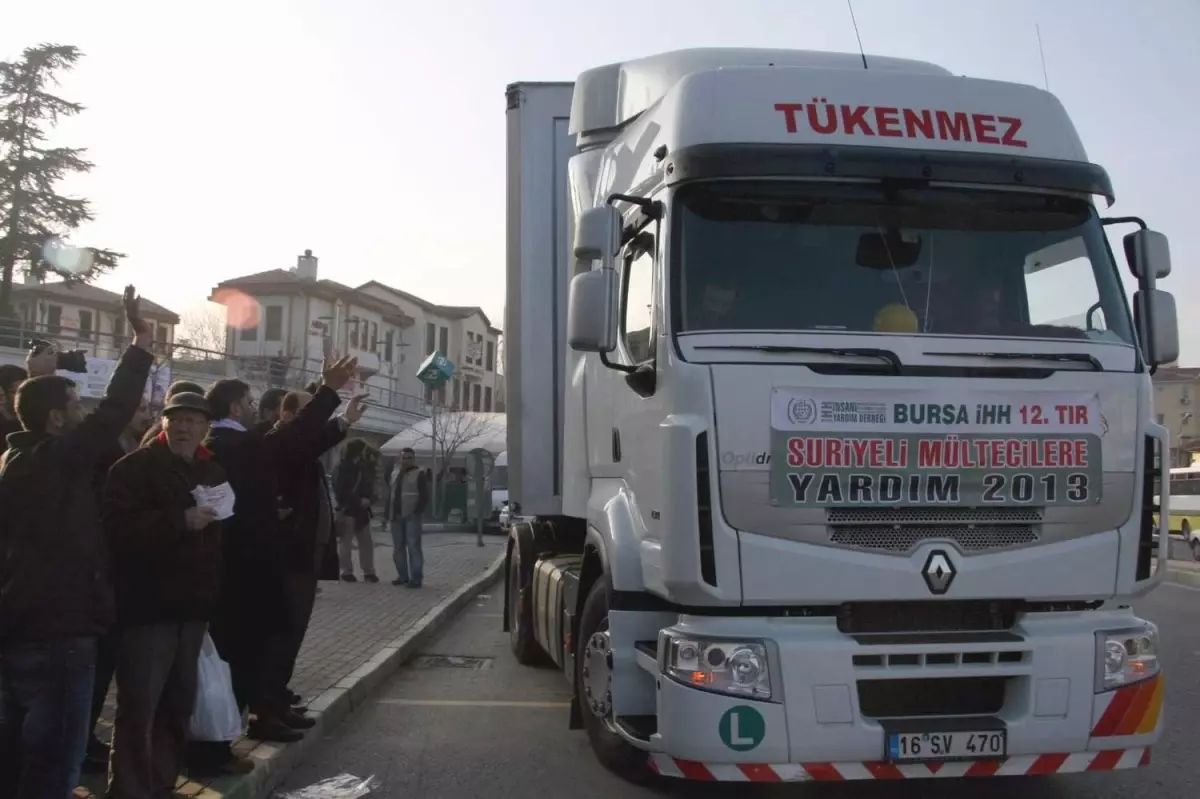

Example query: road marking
[377,699,571,709]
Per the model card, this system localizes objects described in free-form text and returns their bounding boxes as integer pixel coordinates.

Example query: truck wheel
[1190,537,1200,562]
[576,579,652,784]
[508,542,545,665]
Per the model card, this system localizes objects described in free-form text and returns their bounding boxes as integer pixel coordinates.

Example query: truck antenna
[846,0,868,69]
[1036,24,1050,90]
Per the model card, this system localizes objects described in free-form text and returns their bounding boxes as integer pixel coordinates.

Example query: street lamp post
[416,350,455,521]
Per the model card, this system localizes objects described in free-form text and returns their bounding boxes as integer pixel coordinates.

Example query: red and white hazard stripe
[648,748,1151,782]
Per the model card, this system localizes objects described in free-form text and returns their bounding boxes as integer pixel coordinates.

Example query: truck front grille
[827,507,1042,554]
[857,676,1008,718]
[838,601,1017,635]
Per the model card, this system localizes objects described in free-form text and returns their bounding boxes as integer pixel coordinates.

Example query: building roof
[1152,365,1200,382]
[209,269,414,327]
[12,281,180,323]
[358,280,501,334]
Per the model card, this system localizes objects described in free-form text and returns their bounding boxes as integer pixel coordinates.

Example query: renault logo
[922,550,956,595]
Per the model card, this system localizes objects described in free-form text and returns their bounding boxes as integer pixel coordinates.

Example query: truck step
[634,640,658,675]
[616,714,658,742]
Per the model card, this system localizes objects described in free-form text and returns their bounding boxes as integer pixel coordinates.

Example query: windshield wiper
[924,351,1104,372]
[695,344,902,373]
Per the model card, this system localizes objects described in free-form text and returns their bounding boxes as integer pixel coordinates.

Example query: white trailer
[502,48,1177,785]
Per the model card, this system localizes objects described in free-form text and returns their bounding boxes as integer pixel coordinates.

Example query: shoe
[217,755,256,775]
[81,736,108,773]
[281,708,317,729]
[287,689,302,705]
[291,704,309,715]
[364,574,380,584]
[248,717,305,743]
[406,582,422,589]
[341,573,357,583]
[391,578,408,586]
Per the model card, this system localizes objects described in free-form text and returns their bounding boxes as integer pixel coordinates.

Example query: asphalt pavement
[279,582,1200,799]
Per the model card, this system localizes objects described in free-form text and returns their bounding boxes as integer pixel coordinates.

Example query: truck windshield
[674,181,1134,346]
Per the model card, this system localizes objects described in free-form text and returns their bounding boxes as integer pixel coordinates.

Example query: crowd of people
[0,287,432,799]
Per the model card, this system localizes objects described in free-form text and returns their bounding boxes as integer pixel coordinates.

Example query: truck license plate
[886,730,1006,763]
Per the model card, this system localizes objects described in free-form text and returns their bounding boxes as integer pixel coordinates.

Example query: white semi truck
[502,48,1177,785]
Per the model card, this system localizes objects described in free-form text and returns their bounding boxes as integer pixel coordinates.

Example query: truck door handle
[612,428,622,462]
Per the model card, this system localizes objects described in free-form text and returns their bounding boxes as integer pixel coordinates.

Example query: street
[279,581,1200,799]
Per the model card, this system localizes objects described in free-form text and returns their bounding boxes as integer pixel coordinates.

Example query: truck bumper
[641,608,1163,782]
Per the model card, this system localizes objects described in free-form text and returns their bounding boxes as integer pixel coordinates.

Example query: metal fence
[0,317,430,417]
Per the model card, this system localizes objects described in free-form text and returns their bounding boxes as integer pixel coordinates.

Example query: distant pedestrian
[102,392,225,799]
[333,439,378,583]
[0,287,153,799]
[385,447,430,588]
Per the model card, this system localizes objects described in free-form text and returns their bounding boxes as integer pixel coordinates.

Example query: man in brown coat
[102,392,227,799]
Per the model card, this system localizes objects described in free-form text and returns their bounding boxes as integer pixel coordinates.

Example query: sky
[4,0,1199,359]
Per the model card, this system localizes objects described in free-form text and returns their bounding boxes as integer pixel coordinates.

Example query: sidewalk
[77,529,505,799]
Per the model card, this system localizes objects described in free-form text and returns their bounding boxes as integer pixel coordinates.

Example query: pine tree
[0,43,122,318]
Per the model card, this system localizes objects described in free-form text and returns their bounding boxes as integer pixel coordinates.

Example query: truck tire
[576,579,652,784]
[508,542,545,665]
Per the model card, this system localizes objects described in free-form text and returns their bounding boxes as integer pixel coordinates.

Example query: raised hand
[124,285,153,347]
[322,356,358,392]
[344,393,369,424]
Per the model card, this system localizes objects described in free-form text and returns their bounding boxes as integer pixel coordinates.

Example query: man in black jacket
[269,389,366,712]
[203,356,358,745]
[333,439,378,582]
[0,287,153,799]
[103,392,226,799]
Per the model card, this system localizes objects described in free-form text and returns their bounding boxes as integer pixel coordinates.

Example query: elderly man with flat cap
[102,392,229,799]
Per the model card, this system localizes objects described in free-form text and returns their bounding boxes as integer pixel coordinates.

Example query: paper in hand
[191,482,236,521]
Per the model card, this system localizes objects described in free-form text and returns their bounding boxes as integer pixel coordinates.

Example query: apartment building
[210,251,502,415]
[359,281,502,412]
[1152,364,1200,466]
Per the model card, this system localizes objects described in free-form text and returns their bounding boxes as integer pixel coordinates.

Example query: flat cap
[162,391,212,418]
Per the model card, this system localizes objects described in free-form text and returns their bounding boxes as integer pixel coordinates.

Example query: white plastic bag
[276,774,377,798]
[190,632,244,742]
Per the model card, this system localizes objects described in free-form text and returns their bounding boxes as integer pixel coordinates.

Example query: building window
[452,378,461,409]
[439,326,448,355]
[349,317,360,349]
[264,306,283,341]
[472,383,482,411]
[438,384,446,405]
[425,322,436,354]
[370,322,379,353]
[1157,413,1165,425]
[112,314,126,346]
[486,340,495,371]
[156,325,168,344]
[484,386,493,411]
[424,383,434,404]
[78,310,93,341]
[47,304,63,335]
[240,323,258,341]
[384,330,395,362]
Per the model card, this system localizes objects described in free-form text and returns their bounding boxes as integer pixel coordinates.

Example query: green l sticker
[719,705,766,752]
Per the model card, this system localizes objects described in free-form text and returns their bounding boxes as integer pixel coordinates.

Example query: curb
[214,552,506,799]
[1164,566,1200,589]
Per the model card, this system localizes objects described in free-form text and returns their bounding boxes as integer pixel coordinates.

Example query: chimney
[296,249,318,281]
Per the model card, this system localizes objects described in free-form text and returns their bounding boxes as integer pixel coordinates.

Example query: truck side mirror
[574,206,621,270]
[1133,288,1179,366]
[567,268,617,353]
[1124,229,1172,280]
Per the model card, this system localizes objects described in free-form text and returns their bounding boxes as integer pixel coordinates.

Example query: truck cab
[503,48,1177,784]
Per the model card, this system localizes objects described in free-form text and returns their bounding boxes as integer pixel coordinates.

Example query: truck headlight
[1096,623,1160,692]
[662,632,772,700]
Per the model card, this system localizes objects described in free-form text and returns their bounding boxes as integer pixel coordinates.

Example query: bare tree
[177,305,227,355]
[411,408,500,518]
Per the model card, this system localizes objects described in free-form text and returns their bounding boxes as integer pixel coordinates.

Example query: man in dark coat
[102,392,226,799]
[81,396,154,774]
[333,439,378,582]
[0,287,153,799]
[270,389,368,711]
[0,365,27,452]
[138,381,206,448]
[202,357,357,744]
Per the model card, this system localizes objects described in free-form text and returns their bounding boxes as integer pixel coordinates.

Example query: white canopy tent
[380,412,507,459]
